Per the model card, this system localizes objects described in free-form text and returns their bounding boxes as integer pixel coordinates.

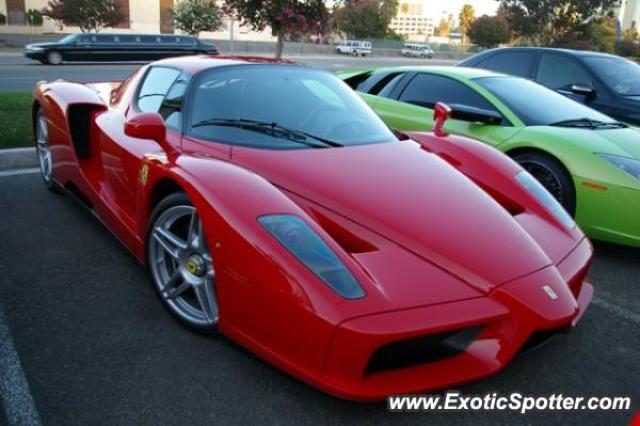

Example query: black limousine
[25,33,218,65]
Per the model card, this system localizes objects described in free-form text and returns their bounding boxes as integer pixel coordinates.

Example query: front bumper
[574,176,640,247]
[311,238,593,401]
[24,50,46,61]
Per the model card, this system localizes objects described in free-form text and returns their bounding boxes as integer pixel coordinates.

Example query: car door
[96,66,184,231]
[110,35,140,61]
[64,34,95,61]
[373,72,520,146]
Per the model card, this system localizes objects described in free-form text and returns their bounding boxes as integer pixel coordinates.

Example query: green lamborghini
[338,66,640,247]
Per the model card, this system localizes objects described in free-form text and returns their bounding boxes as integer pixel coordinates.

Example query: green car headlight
[598,153,640,180]
[515,171,575,229]
[258,214,365,299]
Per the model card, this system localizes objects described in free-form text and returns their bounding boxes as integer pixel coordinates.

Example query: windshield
[583,56,640,96]
[58,34,78,44]
[189,65,396,149]
[474,76,615,126]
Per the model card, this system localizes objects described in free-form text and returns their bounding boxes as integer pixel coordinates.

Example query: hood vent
[311,209,377,254]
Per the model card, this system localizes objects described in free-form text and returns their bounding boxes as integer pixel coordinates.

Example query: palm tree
[459,4,475,45]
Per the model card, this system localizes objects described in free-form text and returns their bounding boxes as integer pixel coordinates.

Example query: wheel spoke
[187,211,200,249]
[203,253,215,278]
[193,279,217,324]
[164,281,190,300]
[153,226,187,259]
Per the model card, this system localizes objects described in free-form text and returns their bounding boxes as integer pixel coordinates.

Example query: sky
[427,0,499,19]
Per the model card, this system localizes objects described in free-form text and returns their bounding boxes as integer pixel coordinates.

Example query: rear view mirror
[570,84,596,99]
[449,104,502,125]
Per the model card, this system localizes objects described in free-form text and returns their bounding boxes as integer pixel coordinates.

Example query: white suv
[336,40,372,57]
[401,43,434,58]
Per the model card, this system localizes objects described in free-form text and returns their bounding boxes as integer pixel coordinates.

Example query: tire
[147,192,218,333]
[46,50,63,65]
[34,109,60,193]
[352,50,359,57]
[512,151,576,216]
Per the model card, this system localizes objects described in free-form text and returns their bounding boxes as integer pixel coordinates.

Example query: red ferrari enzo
[32,56,593,401]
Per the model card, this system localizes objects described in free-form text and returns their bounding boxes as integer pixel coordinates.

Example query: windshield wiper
[550,118,627,129]
[192,118,343,148]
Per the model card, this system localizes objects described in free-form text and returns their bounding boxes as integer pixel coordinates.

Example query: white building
[389,2,434,39]
[618,0,640,30]
[0,0,275,41]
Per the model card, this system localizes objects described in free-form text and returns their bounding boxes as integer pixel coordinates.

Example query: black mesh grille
[365,326,483,374]
[519,329,560,355]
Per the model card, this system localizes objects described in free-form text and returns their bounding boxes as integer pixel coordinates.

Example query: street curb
[0,147,38,171]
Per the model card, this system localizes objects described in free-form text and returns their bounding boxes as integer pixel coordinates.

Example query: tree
[333,0,399,39]
[26,9,44,26]
[42,0,124,32]
[498,0,619,46]
[224,0,329,59]
[458,4,475,45]
[0,13,6,25]
[468,15,510,47]
[435,14,454,37]
[171,0,223,38]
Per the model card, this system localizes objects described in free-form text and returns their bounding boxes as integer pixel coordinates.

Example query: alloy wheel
[149,205,218,327]
[36,112,52,183]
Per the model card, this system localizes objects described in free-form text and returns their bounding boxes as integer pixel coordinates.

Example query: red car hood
[233,141,552,292]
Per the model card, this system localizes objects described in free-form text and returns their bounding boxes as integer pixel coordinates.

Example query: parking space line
[592,296,640,324]
[0,308,42,426]
[0,169,40,178]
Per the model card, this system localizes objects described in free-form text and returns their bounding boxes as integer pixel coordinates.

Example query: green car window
[398,73,498,113]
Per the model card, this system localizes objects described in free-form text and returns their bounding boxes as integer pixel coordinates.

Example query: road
[0,171,638,425]
[0,50,458,92]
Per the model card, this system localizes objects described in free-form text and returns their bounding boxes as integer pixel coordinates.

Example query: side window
[398,73,498,112]
[137,67,181,113]
[478,52,536,78]
[161,36,177,44]
[96,35,115,44]
[375,73,406,97]
[536,54,592,89]
[159,73,191,132]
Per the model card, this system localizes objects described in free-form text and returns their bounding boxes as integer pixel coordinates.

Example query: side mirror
[449,104,502,125]
[125,112,166,143]
[433,102,452,137]
[569,84,596,99]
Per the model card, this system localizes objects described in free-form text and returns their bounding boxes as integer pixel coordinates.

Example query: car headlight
[515,171,575,229]
[597,153,640,180]
[26,45,43,51]
[258,214,365,299]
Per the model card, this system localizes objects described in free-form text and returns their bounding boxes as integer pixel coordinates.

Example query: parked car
[32,55,592,400]
[401,43,434,58]
[24,33,218,65]
[338,66,640,247]
[459,47,640,126]
[335,40,372,56]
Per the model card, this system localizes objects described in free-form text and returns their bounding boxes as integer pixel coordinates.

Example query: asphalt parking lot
[0,170,638,426]
[0,52,638,425]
